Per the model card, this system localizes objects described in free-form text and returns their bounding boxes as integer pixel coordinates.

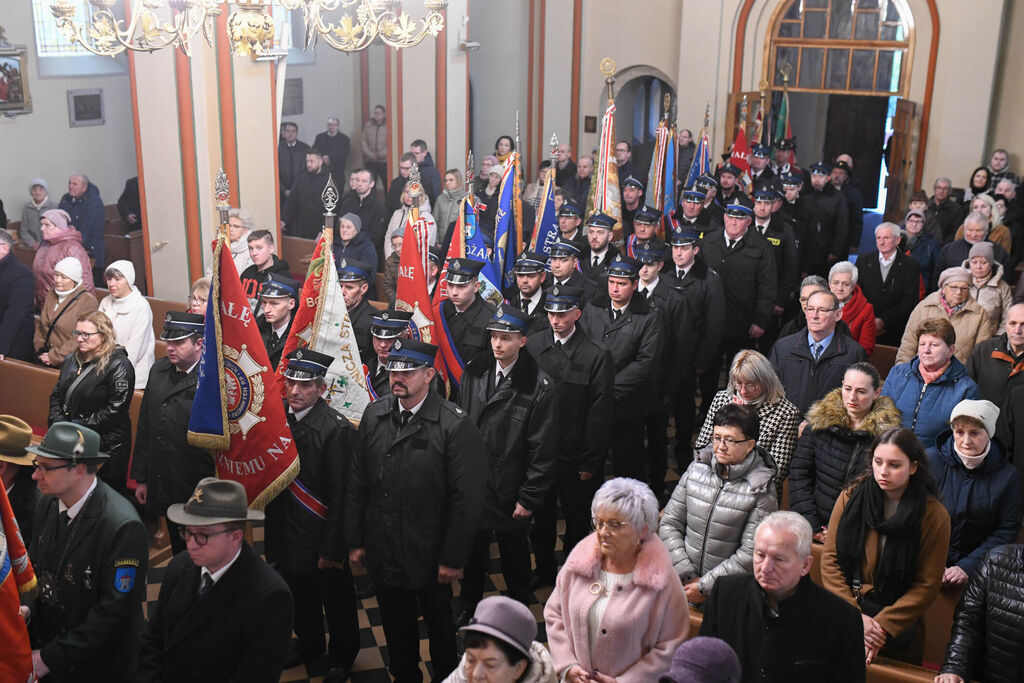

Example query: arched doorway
[764,0,914,216]
[603,66,677,179]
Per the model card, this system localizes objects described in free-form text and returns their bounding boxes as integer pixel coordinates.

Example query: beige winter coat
[896,291,991,365]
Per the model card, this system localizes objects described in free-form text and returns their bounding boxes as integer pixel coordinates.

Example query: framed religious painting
[0,45,32,114]
[67,88,105,127]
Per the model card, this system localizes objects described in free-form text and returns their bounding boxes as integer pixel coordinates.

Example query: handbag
[37,290,87,354]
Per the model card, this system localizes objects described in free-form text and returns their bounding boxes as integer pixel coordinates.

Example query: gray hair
[727,349,786,404]
[0,229,14,249]
[70,172,89,185]
[964,211,989,230]
[874,221,902,239]
[808,289,840,310]
[756,511,812,558]
[829,260,859,286]
[934,177,952,187]
[799,275,828,292]
[591,478,659,537]
[327,117,339,125]
[227,208,255,231]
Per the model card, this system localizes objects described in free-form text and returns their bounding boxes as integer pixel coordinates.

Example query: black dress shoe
[354,574,376,600]
[324,666,350,682]
[530,573,555,590]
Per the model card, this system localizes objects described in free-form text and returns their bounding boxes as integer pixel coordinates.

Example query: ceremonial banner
[0,484,33,683]
[684,124,711,189]
[729,124,753,193]
[774,90,794,165]
[187,234,298,510]
[395,211,440,346]
[529,172,559,264]
[587,102,622,237]
[492,153,521,291]
[645,122,676,240]
[276,229,371,427]
[434,196,468,305]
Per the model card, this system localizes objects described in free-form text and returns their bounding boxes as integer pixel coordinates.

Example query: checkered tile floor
[144,441,691,682]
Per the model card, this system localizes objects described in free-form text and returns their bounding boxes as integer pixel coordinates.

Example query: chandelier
[49,0,447,58]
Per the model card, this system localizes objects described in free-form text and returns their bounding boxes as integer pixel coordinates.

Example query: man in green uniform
[26,422,148,682]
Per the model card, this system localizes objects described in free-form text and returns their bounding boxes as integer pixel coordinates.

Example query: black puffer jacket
[940,543,1024,681]
[49,347,135,490]
[788,388,902,530]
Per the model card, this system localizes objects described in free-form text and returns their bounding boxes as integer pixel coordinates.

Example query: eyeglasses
[711,435,753,448]
[178,528,233,546]
[732,380,761,392]
[32,459,77,473]
[72,330,99,338]
[189,295,208,306]
[591,517,631,534]
[806,307,837,316]
[944,285,970,293]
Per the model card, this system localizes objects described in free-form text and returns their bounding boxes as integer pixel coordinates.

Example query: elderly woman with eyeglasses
[660,403,778,606]
[896,267,990,365]
[48,310,135,495]
[694,350,800,500]
[545,478,689,682]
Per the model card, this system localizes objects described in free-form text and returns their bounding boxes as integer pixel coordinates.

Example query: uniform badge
[83,565,94,591]
[114,567,136,593]
[393,339,402,350]
[114,558,140,594]
[165,312,173,322]
[452,259,461,270]
[341,258,348,268]
[64,563,75,584]
[382,311,389,320]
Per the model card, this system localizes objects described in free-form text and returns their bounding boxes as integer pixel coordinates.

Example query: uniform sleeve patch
[114,566,136,593]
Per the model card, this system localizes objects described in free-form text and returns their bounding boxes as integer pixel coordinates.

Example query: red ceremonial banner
[0,484,34,682]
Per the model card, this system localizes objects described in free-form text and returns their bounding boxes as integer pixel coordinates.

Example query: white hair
[756,511,813,558]
[829,260,859,286]
[228,208,255,231]
[591,478,659,537]
[874,221,902,239]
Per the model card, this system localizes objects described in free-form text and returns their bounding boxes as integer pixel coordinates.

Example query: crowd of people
[1,118,1023,683]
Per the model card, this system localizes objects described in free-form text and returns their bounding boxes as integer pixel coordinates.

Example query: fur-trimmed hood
[805,387,901,436]
[562,532,676,592]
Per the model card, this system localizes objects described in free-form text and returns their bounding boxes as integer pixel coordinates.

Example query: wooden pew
[0,358,146,447]
[280,235,317,281]
[870,344,899,381]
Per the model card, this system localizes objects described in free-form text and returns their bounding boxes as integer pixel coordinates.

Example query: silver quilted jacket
[658,444,778,595]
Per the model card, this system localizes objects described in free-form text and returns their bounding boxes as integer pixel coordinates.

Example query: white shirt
[639,276,660,298]
[272,320,290,338]
[610,302,628,318]
[676,264,692,280]
[523,288,543,315]
[290,404,314,422]
[495,356,518,385]
[554,326,577,345]
[879,251,897,281]
[202,546,243,585]
[590,248,608,265]
[60,476,98,520]
[398,391,429,416]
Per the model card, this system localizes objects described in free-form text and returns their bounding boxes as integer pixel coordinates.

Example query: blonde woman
[48,310,135,494]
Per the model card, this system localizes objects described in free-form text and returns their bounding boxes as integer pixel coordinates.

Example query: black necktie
[59,510,70,526]
[495,372,507,390]
[521,299,530,313]
[612,308,621,321]
[593,255,599,267]
[198,573,213,599]
[400,410,413,427]
[272,331,280,345]
[677,269,685,279]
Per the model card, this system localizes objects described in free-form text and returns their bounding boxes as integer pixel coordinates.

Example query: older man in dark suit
[137,478,294,683]
[857,221,922,347]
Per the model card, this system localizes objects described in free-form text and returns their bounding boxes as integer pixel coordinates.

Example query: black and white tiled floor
[143,447,689,682]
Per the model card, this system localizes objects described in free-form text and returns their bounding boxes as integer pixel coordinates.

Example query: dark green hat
[26,422,108,463]
[166,477,264,526]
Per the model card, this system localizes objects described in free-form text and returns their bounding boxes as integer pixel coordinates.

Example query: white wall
[0,0,136,219]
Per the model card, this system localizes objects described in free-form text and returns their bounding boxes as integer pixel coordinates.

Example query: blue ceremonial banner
[684,127,711,189]
[529,174,559,268]
[464,201,503,305]
[492,155,520,291]
[662,130,677,216]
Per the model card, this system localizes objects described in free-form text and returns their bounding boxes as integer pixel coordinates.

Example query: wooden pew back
[870,344,899,381]
[280,235,316,281]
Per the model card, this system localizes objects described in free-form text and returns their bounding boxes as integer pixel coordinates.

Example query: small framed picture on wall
[0,45,32,114]
[68,88,105,127]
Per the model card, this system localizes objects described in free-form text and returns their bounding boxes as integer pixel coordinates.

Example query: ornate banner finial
[214,169,230,230]
[663,93,671,118]
[549,133,559,163]
[600,57,617,102]
[740,94,749,124]
[704,101,711,130]
[215,169,230,209]
[779,62,792,87]
[322,173,339,215]
[466,149,475,193]
[407,164,423,199]
[515,111,521,159]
